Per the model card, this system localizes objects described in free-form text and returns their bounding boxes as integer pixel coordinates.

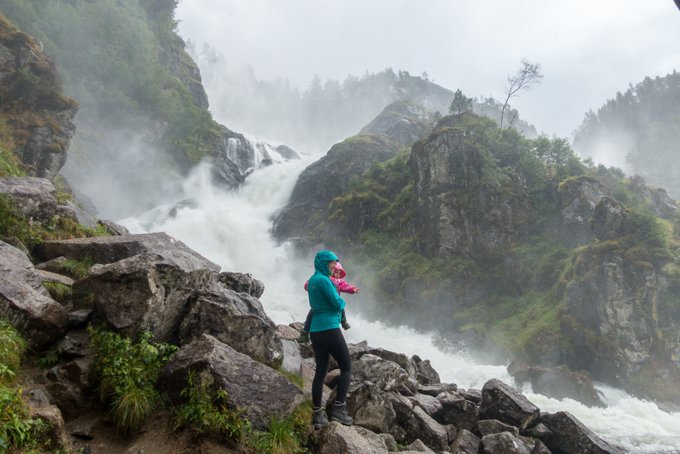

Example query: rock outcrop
[0,240,67,349]
[410,114,529,258]
[272,100,433,244]
[0,14,77,179]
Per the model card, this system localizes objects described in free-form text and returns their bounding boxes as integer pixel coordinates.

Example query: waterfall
[120,159,680,453]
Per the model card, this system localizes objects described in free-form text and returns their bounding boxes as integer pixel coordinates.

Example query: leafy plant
[0,319,26,385]
[173,370,250,440]
[0,319,49,451]
[250,401,312,454]
[88,326,177,435]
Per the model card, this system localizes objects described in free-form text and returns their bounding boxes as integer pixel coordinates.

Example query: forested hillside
[573,71,680,198]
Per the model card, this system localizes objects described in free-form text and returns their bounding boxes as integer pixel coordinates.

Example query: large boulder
[437,391,479,430]
[72,247,217,342]
[346,384,398,433]
[179,289,283,368]
[591,197,628,241]
[318,422,389,454]
[351,353,411,391]
[0,241,67,349]
[539,411,625,454]
[479,379,539,431]
[158,334,304,429]
[40,232,220,270]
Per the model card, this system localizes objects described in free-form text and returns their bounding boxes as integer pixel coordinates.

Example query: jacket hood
[333,262,346,279]
[314,250,339,276]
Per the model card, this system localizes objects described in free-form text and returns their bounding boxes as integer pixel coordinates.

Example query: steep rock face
[0,14,77,179]
[558,176,610,246]
[157,33,209,111]
[410,115,529,258]
[273,100,432,243]
[273,134,399,242]
[561,197,680,402]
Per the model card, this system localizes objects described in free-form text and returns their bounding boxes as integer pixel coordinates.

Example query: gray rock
[72,251,215,342]
[0,241,67,349]
[409,393,443,418]
[352,353,410,391]
[179,289,283,368]
[437,391,479,430]
[347,384,398,433]
[280,338,303,375]
[57,329,91,359]
[474,419,519,437]
[0,177,75,223]
[413,356,440,385]
[399,406,450,452]
[418,383,458,397]
[367,347,418,378]
[480,431,534,454]
[158,334,304,429]
[459,388,482,404]
[217,271,264,297]
[480,379,540,431]
[318,422,389,454]
[540,411,624,454]
[35,269,74,287]
[41,232,220,270]
[403,438,435,452]
[450,428,480,454]
[591,197,627,241]
[29,405,70,451]
[558,175,610,246]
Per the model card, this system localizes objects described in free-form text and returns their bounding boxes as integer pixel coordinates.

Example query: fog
[176,0,680,140]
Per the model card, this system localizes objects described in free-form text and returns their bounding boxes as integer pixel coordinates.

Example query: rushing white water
[120,160,680,453]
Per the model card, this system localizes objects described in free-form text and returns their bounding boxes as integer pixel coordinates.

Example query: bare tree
[500,60,543,130]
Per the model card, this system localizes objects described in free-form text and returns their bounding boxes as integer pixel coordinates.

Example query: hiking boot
[341,321,351,330]
[330,403,353,425]
[312,408,328,429]
[298,332,310,344]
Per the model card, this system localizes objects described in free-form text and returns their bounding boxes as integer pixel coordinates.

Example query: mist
[176,0,680,141]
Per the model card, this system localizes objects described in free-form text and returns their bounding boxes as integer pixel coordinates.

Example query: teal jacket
[307,250,346,332]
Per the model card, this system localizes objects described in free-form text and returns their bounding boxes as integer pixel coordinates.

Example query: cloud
[176,0,680,138]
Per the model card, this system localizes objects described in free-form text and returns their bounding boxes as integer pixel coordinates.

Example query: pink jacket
[304,262,359,294]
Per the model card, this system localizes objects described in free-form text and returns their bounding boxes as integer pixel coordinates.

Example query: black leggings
[310,328,352,407]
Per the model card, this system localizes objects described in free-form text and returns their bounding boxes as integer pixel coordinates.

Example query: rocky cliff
[0,14,77,179]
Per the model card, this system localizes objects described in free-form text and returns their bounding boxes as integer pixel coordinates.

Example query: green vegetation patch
[88,326,178,435]
[0,319,51,452]
[250,401,312,454]
[173,370,250,440]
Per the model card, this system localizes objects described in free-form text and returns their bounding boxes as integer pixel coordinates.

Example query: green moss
[42,281,72,304]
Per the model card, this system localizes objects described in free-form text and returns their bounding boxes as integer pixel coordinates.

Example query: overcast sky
[175,0,679,138]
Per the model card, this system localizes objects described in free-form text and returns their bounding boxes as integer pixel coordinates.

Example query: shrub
[173,370,250,440]
[88,326,177,435]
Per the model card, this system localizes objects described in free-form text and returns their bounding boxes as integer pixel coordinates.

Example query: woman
[306,250,353,429]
